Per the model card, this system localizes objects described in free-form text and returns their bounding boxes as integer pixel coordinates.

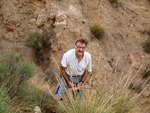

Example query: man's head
[75,39,88,57]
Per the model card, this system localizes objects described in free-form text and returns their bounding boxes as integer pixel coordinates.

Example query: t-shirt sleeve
[61,53,67,67]
[87,55,92,72]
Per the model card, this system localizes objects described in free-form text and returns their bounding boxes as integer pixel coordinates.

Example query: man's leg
[51,76,68,112]
[75,84,85,99]
[51,97,61,113]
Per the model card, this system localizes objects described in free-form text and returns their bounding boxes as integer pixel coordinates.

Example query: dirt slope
[0,0,150,110]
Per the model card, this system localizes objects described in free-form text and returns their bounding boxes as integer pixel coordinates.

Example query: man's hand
[75,82,83,90]
[68,82,75,90]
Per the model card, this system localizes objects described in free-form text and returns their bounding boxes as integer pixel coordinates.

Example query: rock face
[0,0,150,94]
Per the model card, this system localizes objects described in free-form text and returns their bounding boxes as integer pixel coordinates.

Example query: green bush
[27,31,43,55]
[0,51,34,94]
[143,37,150,53]
[27,29,50,56]
[108,0,118,4]
[90,22,104,39]
[0,51,54,112]
[0,87,15,113]
[27,29,51,64]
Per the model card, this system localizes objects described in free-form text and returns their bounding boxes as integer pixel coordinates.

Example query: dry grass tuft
[90,22,104,39]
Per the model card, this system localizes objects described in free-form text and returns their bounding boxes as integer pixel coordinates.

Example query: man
[51,39,92,113]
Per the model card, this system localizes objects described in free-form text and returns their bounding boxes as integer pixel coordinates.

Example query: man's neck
[76,54,84,63]
[76,55,83,58]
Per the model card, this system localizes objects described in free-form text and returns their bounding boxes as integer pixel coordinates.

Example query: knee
[54,97,61,101]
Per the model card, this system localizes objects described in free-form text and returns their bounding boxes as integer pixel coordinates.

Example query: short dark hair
[75,39,88,46]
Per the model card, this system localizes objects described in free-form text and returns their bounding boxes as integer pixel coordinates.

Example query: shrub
[143,37,150,53]
[90,22,104,39]
[27,29,50,55]
[27,31,44,56]
[0,51,54,112]
[0,51,34,94]
[44,68,57,84]
[27,29,51,64]
[18,84,53,112]
[108,0,118,4]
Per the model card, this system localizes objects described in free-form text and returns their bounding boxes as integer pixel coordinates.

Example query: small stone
[34,106,42,113]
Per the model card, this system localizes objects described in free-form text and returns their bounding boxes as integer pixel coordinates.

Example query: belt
[60,73,82,84]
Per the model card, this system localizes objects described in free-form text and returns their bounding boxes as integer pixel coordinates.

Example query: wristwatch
[80,80,84,84]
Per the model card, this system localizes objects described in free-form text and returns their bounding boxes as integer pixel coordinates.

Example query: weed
[143,37,150,53]
[90,22,104,39]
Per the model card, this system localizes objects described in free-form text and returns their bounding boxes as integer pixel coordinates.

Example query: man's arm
[76,69,88,89]
[60,65,75,89]
[80,69,88,82]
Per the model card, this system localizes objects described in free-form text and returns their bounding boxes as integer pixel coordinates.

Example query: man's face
[75,42,86,57]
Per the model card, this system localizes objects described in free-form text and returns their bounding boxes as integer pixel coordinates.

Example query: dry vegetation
[90,22,104,40]
[0,52,150,113]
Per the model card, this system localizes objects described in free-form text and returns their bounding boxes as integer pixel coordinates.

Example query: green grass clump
[0,51,34,95]
[0,51,35,113]
[143,37,150,53]
[58,90,138,113]
[90,22,104,39]
[108,0,118,4]
[0,87,15,113]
